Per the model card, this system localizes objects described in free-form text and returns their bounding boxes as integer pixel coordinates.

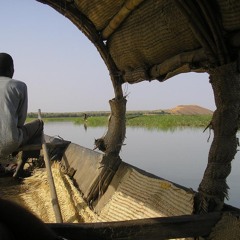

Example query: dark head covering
[0,53,14,77]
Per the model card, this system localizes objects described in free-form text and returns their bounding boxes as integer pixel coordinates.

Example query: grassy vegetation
[39,117,80,122]
[75,116,108,126]
[27,112,212,129]
[126,114,211,129]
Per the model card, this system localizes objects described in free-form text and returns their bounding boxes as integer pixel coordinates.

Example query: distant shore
[27,113,212,129]
[27,104,213,118]
[27,105,213,129]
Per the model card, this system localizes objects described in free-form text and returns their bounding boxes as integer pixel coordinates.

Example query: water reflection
[44,121,240,208]
[83,122,88,131]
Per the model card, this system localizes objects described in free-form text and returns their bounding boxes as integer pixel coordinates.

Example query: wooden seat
[17,141,69,152]
[18,143,42,151]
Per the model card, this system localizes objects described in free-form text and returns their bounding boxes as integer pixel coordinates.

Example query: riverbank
[28,114,212,129]
[27,105,213,129]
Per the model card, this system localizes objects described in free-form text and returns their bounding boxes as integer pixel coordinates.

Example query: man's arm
[17,82,28,127]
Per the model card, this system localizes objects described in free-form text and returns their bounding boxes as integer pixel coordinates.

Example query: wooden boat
[52,139,240,240]
[2,1,240,239]
[33,0,240,218]
[1,136,238,240]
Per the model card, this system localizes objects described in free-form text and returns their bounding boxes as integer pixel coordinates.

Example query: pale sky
[0,1,216,112]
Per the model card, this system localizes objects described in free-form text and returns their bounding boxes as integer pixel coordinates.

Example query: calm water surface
[45,121,240,208]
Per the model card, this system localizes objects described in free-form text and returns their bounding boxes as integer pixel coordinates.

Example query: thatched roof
[37,0,240,84]
[35,1,240,214]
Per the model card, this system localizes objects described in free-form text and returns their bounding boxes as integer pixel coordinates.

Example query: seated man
[0,53,43,178]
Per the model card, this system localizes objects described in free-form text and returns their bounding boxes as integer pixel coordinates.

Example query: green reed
[75,116,108,126]
[27,114,212,129]
[126,114,212,129]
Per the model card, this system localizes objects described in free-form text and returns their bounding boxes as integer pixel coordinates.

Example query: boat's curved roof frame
[37,0,240,84]
[36,0,240,213]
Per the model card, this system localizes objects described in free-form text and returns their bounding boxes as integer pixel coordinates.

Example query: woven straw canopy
[35,0,240,214]
[37,0,240,84]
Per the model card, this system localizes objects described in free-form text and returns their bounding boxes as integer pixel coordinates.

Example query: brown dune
[166,105,213,115]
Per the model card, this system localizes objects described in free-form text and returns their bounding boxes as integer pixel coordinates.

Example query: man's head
[0,53,14,78]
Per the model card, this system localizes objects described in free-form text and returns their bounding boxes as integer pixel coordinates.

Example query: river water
[44,121,240,208]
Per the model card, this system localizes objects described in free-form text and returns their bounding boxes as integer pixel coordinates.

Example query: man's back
[0,76,28,156]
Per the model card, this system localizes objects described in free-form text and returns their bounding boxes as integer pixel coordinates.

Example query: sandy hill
[165,105,213,115]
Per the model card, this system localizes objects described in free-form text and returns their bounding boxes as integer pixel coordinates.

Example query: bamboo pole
[38,109,63,223]
[102,0,145,39]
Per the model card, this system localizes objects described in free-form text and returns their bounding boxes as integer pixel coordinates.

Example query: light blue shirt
[0,76,28,157]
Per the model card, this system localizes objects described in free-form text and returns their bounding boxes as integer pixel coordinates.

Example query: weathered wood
[95,98,126,155]
[47,212,221,240]
[17,141,67,151]
[89,97,126,202]
[38,110,63,223]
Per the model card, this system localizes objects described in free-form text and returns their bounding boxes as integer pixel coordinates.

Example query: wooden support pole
[38,109,63,223]
[197,62,240,213]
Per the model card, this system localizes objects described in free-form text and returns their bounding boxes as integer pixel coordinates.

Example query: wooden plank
[17,143,42,151]
[17,142,68,151]
[47,212,221,240]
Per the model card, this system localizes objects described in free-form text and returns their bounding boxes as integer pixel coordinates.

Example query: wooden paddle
[38,109,63,223]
